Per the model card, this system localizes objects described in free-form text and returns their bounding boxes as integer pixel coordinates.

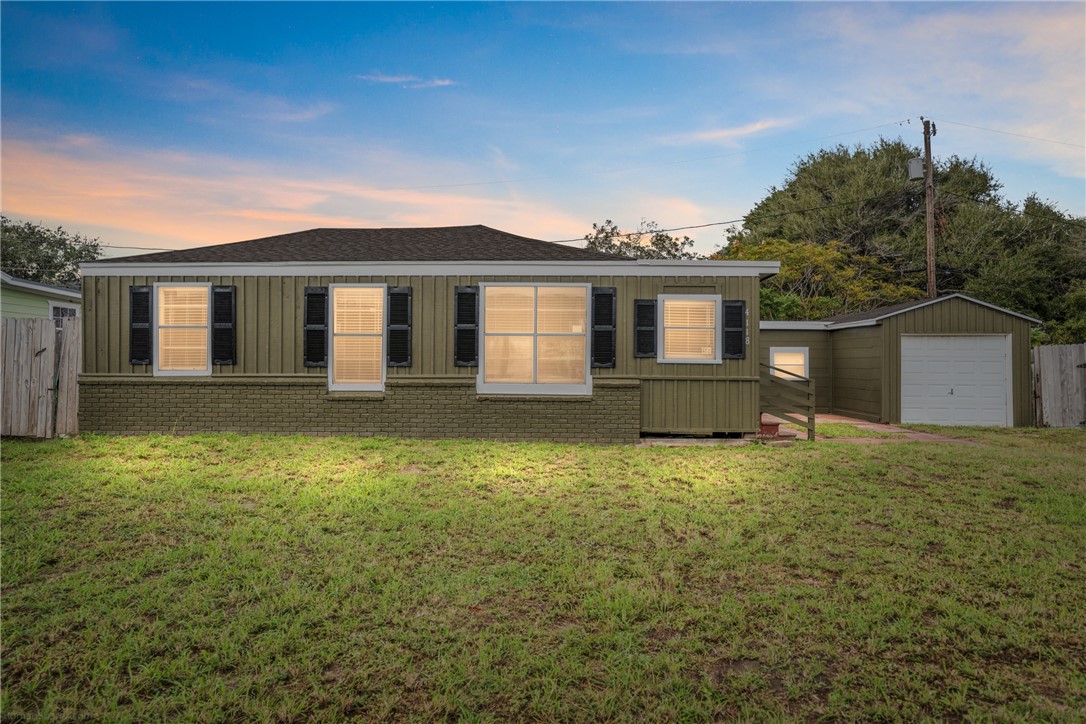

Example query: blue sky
[2,1,1083,257]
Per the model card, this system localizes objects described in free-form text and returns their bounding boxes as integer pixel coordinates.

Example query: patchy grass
[2,430,1084,720]
[786,422,898,439]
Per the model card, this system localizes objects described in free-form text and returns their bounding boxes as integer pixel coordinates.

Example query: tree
[1,216,102,286]
[715,138,1086,338]
[1038,279,1086,345]
[585,219,700,259]
[717,237,922,319]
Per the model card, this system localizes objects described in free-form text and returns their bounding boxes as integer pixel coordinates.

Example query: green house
[1,271,82,322]
[760,295,1040,427]
[79,226,779,443]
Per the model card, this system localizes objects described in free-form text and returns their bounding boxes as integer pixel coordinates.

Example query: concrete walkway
[811,414,975,444]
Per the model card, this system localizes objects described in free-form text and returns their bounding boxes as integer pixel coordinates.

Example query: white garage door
[900,335,1011,426]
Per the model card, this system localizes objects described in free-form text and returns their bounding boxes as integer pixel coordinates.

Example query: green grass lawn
[2,430,1084,720]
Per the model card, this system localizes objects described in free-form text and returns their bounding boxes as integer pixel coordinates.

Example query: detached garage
[761,294,1039,427]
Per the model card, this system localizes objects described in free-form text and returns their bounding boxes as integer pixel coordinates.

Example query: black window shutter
[722,300,746,359]
[303,286,328,367]
[211,285,236,365]
[591,287,616,368]
[453,285,478,367]
[129,285,152,365]
[387,286,412,367]
[633,299,656,358]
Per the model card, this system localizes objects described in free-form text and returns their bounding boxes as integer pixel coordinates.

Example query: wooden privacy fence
[1032,343,1086,428]
[1,317,81,438]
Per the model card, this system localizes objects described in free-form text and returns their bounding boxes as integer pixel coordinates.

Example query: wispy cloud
[155,74,336,124]
[256,100,336,123]
[355,73,456,89]
[658,118,793,146]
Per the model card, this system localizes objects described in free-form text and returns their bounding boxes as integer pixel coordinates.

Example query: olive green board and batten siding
[83,274,761,434]
[758,330,833,413]
[830,327,884,422]
[881,297,1032,426]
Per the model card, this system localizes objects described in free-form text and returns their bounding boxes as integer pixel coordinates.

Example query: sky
[2,1,1083,259]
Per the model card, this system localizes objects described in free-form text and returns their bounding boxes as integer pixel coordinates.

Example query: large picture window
[658,295,721,364]
[154,284,210,375]
[329,285,385,391]
[479,284,591,395]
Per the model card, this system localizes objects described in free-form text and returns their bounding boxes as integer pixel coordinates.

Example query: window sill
[151,371,212,377]
[476,394,593,402]
[326,391,386,401]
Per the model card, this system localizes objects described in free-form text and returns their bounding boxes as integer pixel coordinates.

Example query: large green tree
[722,237,921,319]
[584,219,699,259]
[1,216,102,286]
[715,139,1086,340]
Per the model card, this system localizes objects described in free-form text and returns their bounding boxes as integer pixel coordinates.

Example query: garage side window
[330,285,385,391]
[154,284,210,375]
[658,295,721,364]
[770,346,808,380]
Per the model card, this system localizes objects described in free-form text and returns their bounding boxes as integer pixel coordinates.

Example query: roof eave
[759,321,832,331]
[0,271,82,301]
[824,318,881,330]
[79,259,782,278]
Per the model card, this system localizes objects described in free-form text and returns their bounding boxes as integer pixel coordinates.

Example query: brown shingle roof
[105,225,629,264]
[820,297,934,324]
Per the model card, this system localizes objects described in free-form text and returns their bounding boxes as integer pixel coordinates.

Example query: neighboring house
[78,226,778,443]
[1,271,81,323]
[760,294,1040,427]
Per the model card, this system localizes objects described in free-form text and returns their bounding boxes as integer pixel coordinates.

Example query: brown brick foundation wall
[78,376,642,444]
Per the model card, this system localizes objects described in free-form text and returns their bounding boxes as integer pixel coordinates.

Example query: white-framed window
[478,283,591,395]
[153,283,211,376]
[770,346,809,380]
[329,284,386,391]
[657,294,721,364]
[48,301,80,324]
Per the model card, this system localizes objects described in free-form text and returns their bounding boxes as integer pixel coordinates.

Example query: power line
[940,190,1086,230]
[101,244,177,251]
[547,188,909,243]
[929,118,1086,149]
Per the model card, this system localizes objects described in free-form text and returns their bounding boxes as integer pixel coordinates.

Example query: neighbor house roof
[759,293,1041,331]
[102,225,630,264]
[0,271,82,301]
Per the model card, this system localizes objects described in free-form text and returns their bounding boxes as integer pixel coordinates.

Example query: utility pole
[922,117,937,299]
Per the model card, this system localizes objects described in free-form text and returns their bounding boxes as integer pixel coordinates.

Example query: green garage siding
[83,273,762,434]
[830,327,884,421]
[759,330,832,413]
[881,297,1033,426]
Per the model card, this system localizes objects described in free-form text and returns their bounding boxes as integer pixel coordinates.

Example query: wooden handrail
[760,363,816,441]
